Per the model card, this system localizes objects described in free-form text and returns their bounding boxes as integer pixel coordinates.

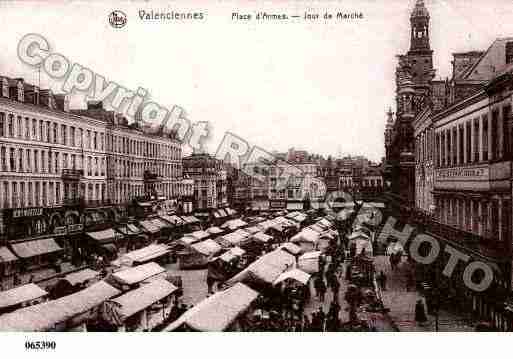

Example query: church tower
[407,0,434,88]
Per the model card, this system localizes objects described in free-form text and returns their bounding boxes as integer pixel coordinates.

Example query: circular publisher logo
[109,10,127,29]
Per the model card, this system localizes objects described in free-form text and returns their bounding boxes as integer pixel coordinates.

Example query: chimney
[54,94,69,112]
[40,89,56,109]
[23,83,40,105]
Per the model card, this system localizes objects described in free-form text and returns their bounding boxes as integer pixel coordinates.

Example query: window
[70,126,75,146]
[26,149,30,172]
[28,182,32,206]
[506,42,513,65]
[56,182,60,204]
[32,119,36,139]
[63,153,68,169]
[17,116,22,137]
[0,112,4,137]
[25,118,29,139]
[87,130,91,149]
[0,147,5,171]
[53,123,58,143]
[39,120,43,141]
[61,124,67,145]
[93,132,97,150]
[10,148,15,171]
[95,157,98,176]
[482,115,488,161]
[504,105,512,158]
[46,121,50,142]
[8,114,14,137]
[18,149,23,172]
[55,152,59,173]
[34,150,38,172]
[473,118,479,162]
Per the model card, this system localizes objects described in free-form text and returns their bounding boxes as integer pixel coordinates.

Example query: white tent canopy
[273,268,311,285]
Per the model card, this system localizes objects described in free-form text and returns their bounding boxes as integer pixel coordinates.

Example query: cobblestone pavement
[374,255,476,332]
[163,263,208,306]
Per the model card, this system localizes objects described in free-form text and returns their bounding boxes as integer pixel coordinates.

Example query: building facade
[0,75,182,241]
[182,153,228,212]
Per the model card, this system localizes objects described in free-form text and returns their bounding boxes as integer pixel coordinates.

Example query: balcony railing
[62,169,84,180]
[409,208,509,260]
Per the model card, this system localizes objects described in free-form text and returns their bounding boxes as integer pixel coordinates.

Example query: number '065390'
[25,341,56,350]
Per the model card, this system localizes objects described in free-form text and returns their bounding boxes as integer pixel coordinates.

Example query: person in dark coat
[314,277,327,302]
[415,299,428,323]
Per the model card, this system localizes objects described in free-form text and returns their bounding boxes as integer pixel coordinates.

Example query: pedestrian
[317,278,327,302]
[415,299,428,323]
[317,307,326,332]
[28,274,35,283]
[303,315,311,331]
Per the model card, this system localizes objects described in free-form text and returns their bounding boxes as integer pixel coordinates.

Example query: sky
[1,0,513,163]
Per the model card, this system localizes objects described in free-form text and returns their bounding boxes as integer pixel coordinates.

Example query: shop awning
[0,246,18,263]
[138,220,160,234]
[11,238,63,259]
[86,228,123,244]
[110,262,166,286]
[0,283,48,310]
[64,269,99,286]
[165,283,258,332]
[0,281,120,332]
[106,279,178,323]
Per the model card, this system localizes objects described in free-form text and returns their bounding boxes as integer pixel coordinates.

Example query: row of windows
[435,105,512,167]
[0,180,184,209]
[0,145,182,179]
[0,111,181,161]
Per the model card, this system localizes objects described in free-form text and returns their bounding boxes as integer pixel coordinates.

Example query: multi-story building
[398,2,513,330]
[179,177,194,214]
[0,75,182,241]
[384,0,436,209]
[243,161,325,211]
[182,152,227,212]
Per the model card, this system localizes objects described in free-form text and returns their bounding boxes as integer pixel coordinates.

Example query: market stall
[178,239,222,269]
[165,283,259,332]
[290,229,320,253]
[297,251,322,274]
[101,279,179,331]
[107,262,167,291]
[0,281,121,332]
[0,283,48,314]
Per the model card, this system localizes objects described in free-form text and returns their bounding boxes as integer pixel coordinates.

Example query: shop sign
[12,207,43,218]
[269,200,286,209]
[54,226,67,235]
[68,224,84,233]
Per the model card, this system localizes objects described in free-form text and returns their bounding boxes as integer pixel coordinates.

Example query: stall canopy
[273,268,311,286]
[0,283,48,311]
[86,228,123,244]
[226,249,295,286]
[114,244,170,266]
[252,232,273,244]
[218,247,246,263]
[0,246,18,263]
[10,238,63,259]
[165,283,258,332]
[218,209,228,217]
[116,224,142,236]
[160,215,185,226]
[291,213,307,223]
[347,231,370,241]
[151,218,173,230]
[308,224,325,233]
[104,279,178,324]
[221,219,248,231]
[138,220,160,234]
[317,218,333,228]
[181,216,200,224]
[191,239,222,257]
[226,208,237,216]
[64,269,99,286]
[290,229,320,244]
[243,226,261,235]
[286,211,301,219]
[287,202,304,211]
[179,236,201,246]
[222,231,250,246]
[189,230,210,241]
[0,281,120,332]
[206,227,224,235]
[279,242,302,256]
[110,262,166,286]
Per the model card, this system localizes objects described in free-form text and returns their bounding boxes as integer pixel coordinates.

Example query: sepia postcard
[1,0,513,354]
